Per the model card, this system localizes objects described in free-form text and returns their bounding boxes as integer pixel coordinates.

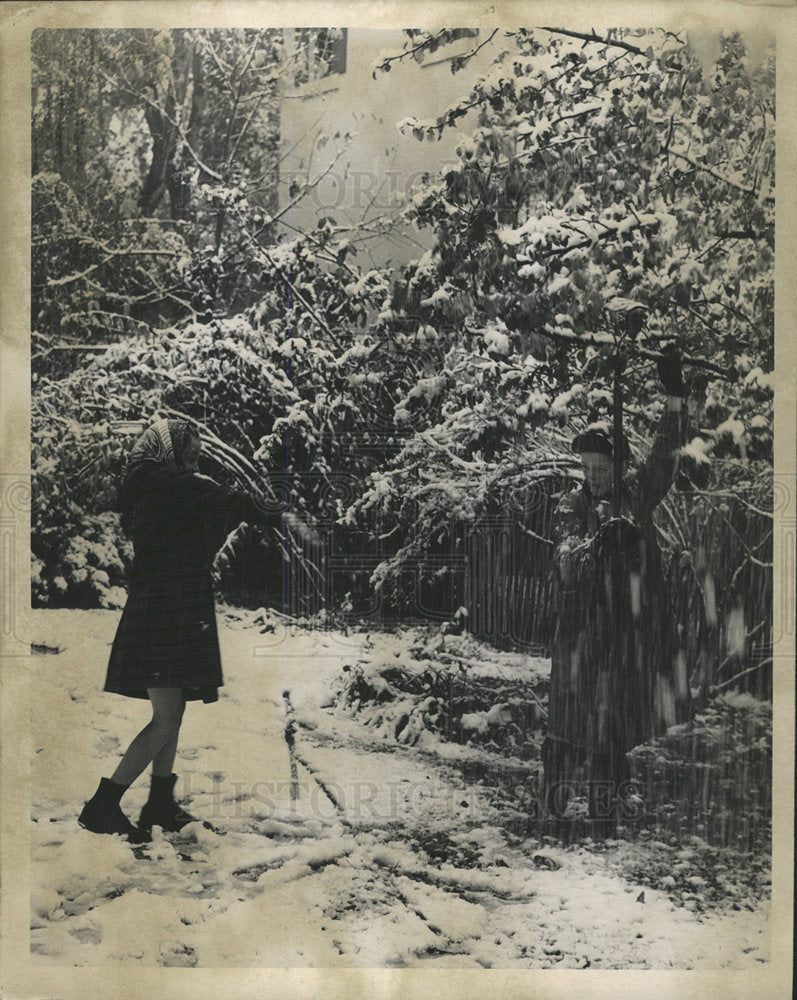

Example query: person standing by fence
[541,350,693,836]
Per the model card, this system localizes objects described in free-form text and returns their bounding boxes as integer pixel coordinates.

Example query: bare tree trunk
[138,31,197,220]
[167,31,199,221]
[138,85,177,215]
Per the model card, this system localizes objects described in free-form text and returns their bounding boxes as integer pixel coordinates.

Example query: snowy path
[29,610,770,968]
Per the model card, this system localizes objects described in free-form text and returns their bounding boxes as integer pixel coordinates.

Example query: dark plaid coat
[546,407,692,760]
[105,462,273,701]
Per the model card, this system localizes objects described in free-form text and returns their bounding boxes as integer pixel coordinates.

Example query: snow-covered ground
[29,609,770,969]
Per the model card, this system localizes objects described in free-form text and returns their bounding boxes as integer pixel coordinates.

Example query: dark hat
[572,425,630,460]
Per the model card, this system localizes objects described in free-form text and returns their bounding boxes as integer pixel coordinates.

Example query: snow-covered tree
[352,28,773,686]
[32,29,287,368]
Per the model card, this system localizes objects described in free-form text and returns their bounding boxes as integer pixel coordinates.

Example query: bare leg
[151,732,179,778]
[110,688,185,787]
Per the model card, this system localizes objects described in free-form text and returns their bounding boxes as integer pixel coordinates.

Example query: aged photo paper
[1,1,795,998]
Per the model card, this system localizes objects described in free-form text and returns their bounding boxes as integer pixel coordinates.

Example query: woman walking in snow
[542,350,693,835]
[78,418,308,841]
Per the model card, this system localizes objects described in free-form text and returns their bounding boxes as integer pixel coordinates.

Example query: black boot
[78,777,149,843]
[139,773,198,833]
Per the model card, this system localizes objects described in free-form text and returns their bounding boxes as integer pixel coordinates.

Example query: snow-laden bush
[34,513,131,609]
[630,690,771,851]
[341,335,572,615]
[333,628,550,759]
[31,307,436,608]
[32,316,287,606]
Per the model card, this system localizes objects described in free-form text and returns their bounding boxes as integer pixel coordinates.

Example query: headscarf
[125,418,198,481]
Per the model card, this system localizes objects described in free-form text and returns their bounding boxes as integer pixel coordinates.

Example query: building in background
[278,28,498,270]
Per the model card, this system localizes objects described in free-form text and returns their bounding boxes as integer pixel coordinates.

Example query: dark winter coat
[546,406,691,760]
[104,462,279,701]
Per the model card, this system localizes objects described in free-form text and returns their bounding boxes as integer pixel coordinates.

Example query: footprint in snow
[532,854,562,870]
[95,735,120,755]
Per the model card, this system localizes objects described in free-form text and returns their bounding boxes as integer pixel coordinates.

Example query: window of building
[448,29,479,43]
[290,28,347,91]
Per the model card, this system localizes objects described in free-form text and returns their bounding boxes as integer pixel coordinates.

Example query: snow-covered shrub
[32,317,289,606]
[630,691,771,851]
[32,384,133,607]
[342,337,575,616]
[35,514,131,609]
[333,628,550,759]
[31,301,428,608]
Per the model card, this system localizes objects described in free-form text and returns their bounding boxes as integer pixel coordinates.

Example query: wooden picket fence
[222,472,773,697]
[462,486,773,697]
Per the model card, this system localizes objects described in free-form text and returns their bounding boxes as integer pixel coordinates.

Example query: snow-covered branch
[539,27,646,57]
